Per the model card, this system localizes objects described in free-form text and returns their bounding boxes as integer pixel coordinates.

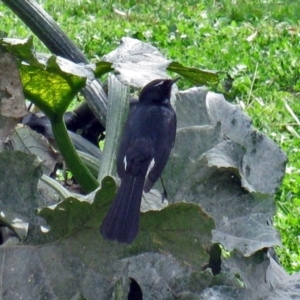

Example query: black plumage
[100,78,179,243]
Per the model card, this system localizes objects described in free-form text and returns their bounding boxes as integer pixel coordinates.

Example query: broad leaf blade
[0,37,94,119]
[100,37,219,88]
[102,37,171,87]
[163,87,285,256]
[168,61,219,86]
[37,176,213,272]
[37,176,116,242]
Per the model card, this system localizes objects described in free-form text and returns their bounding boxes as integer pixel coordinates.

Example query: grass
[1,0,300,273]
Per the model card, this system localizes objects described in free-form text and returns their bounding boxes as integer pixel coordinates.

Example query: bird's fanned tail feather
[100,175,145,243]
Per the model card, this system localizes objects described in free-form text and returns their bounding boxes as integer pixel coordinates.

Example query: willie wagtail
[100,78,179,243]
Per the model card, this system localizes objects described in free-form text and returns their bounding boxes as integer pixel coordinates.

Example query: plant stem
[97,75,130,183]
[51,118,99,193]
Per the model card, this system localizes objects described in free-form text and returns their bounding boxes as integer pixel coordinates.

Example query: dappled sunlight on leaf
[1,37,93,119]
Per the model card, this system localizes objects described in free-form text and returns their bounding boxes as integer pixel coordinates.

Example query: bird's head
[139,78,180,104]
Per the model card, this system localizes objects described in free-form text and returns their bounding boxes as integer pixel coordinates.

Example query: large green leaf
[96,37,219,88]
[0,37,93,119]
[0,151,215,298]
[163,88,286,257]
[37,175,213,269]
[168,61,219,86]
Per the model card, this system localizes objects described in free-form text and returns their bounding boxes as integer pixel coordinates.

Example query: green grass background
[1,0,300,273]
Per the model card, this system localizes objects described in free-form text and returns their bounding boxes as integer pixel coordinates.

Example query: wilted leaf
[0,46,27,150]
[8,125,61,176]
[0,48,27,118]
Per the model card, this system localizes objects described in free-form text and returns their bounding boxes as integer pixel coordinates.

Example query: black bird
[100,78,179,243]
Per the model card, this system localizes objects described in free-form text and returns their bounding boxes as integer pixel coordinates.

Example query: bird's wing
[116,108,135,178]
[144,110,176,192]
[117,105,154,178]
[118,136,155,178]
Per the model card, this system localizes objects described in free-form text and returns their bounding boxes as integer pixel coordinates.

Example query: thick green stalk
[98,75,130,183]
[51,118,99,193]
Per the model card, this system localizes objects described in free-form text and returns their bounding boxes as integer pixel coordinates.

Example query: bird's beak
[171,77,180,85]
[163,77,180,103]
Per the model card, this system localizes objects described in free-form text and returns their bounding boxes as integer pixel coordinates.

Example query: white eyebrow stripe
[146,158,155,178]
[123,156,127,171]
[153,81,164,87]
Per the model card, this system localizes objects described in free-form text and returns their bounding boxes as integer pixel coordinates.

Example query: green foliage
[275,136,300,273]
[0,37,99,193]
[1,0,300,272]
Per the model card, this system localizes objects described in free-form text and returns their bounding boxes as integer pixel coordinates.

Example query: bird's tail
[100,174,145,243]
